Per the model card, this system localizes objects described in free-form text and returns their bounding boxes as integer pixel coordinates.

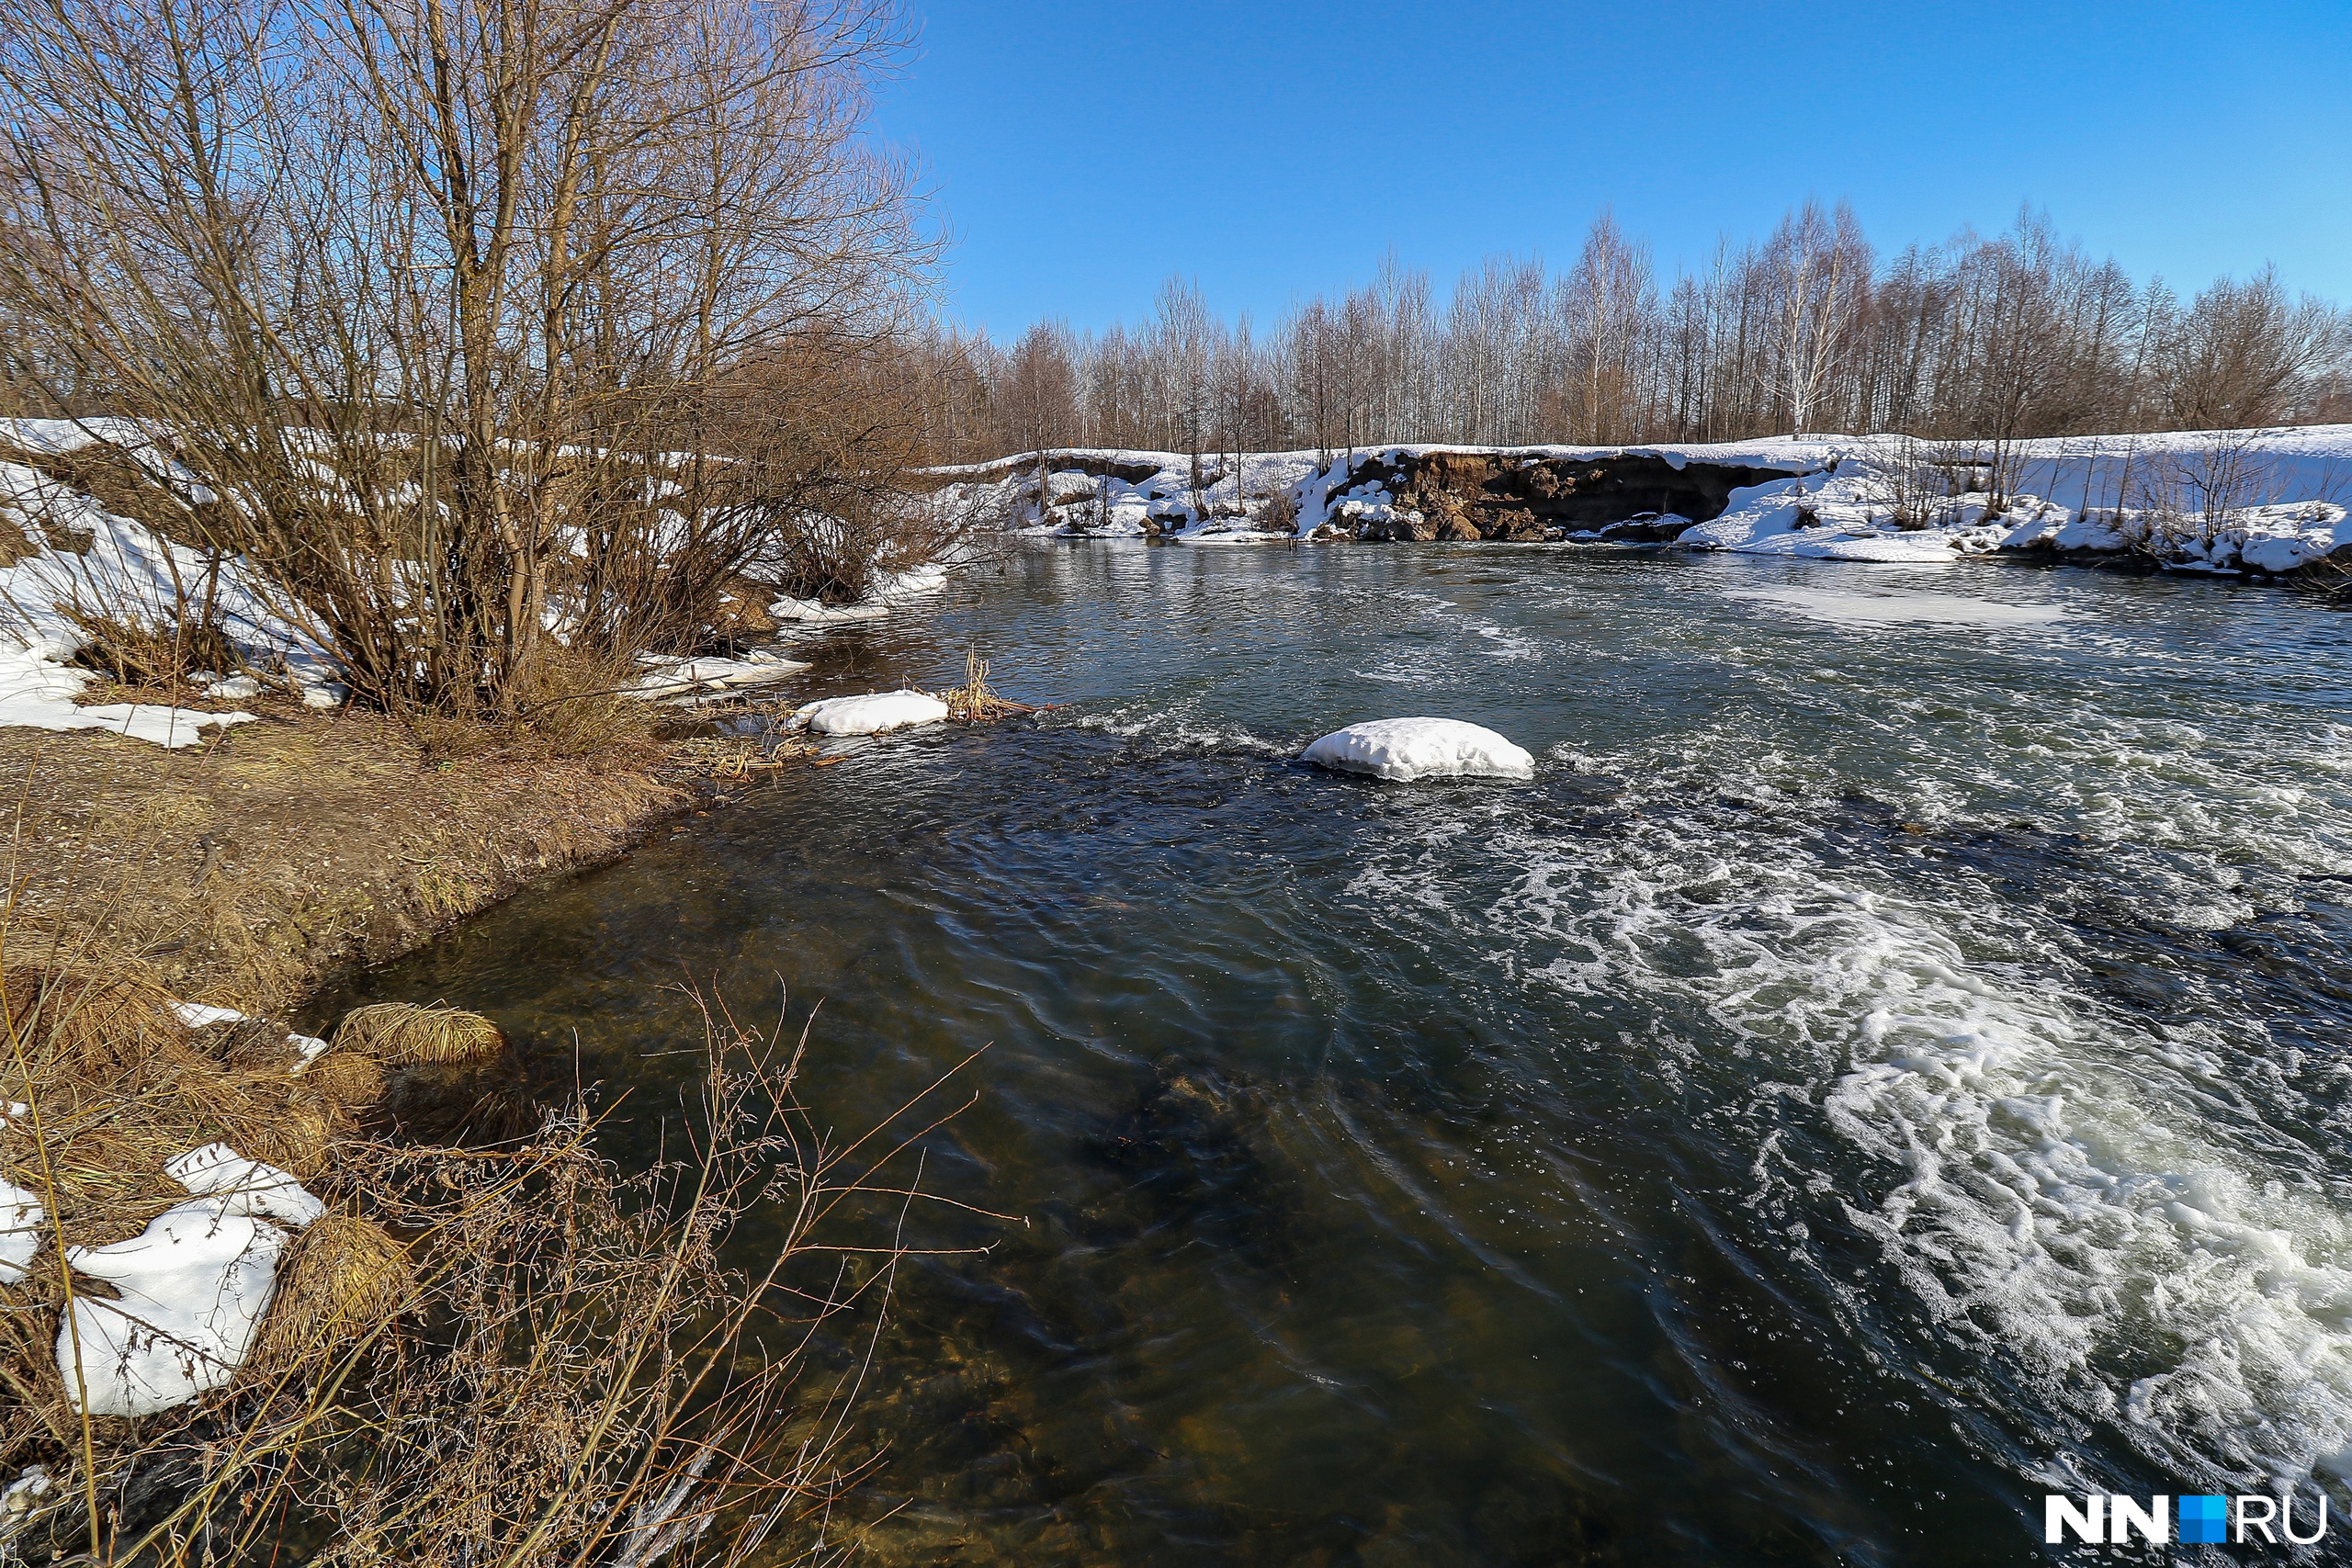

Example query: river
[317,543,2352,1564]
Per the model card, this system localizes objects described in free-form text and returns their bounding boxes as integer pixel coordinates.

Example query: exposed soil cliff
[1342,450,1791,542]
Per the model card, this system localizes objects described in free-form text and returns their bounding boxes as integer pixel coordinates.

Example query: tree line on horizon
[904,204,2352,468]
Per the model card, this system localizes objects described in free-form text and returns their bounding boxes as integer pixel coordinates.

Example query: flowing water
[318,546,2352,1564]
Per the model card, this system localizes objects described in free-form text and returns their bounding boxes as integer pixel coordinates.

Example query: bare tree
[1556,210,1657,444]
[2155,266,2349,430]
[0,0,930,716]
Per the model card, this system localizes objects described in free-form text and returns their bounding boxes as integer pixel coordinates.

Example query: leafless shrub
[1883,434,1950,528]
[2124,425,2288,558]
[0,0,937,719]
[1259,484,1298,535]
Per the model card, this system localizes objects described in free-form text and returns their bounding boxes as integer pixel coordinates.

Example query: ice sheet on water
[1723,586,2068,628]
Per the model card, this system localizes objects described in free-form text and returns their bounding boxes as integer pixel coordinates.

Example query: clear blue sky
[870,0,2352,335]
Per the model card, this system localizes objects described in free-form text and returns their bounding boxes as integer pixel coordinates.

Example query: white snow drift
[56,1142,324,1417]
[787,690,949,737]
[631,650,810,703]
[1302,718,1534,782]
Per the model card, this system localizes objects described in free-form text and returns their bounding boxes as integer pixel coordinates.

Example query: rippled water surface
[322,546,2352,1564]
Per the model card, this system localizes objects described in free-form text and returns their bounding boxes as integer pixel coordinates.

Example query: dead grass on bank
[62,607,245,694]
[406,647,665,769]
[0,937,989,1567]
[0,698,686,1018]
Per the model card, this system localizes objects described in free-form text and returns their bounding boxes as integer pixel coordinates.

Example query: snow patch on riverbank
[0,429,342,745]
[59,1143,324,1416]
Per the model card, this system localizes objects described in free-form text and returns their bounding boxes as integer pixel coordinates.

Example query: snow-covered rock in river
[56,1143,323,1416]
[1302,718,1535,782]
[788,690,949,737]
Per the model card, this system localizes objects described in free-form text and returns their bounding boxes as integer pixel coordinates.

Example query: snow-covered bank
[0,427,340,745]
[932,426,2352,582]
[0,415,955,745]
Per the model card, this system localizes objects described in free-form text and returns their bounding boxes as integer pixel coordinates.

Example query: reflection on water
[315,546,2352,1564]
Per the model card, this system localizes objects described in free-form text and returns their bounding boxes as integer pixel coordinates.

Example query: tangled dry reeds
[938,650,1047,725]
[0,942,978,1565]
[664,732,820,779]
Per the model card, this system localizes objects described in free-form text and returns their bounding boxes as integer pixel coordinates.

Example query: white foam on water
[1063,699,1289,758]
[1351,658,1436,686]
[1335,705,2352,1498]
[1390,589,1546,662]
[1589,839,2347,1492]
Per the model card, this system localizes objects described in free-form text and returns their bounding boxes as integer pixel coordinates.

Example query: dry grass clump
[252,1213,413,1371]
[403,647,660,770]
[504,645,661,761]
[1,969,361,1236]
[62,605,243,690]
[939,649,1046,724]
[0,957,980,1566]
[0,506,38,567]
[1,964,185,1077]
[300,1045,389,1110]
[0,440,203,548]
[334,1002,505,1066]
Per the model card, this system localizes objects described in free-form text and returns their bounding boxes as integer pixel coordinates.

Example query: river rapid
[321,544,2352,1565]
